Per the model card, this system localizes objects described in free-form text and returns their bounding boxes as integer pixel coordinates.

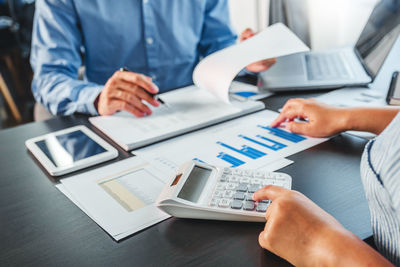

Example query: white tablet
[25,125,118,176]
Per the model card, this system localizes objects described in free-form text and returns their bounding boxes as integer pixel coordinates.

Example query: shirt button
[146,37,154,45]
[151,75,157,80]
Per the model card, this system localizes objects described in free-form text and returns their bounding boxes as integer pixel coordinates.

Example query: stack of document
[89,23,309,151]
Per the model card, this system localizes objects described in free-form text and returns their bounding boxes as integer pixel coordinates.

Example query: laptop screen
[355,0,400,78]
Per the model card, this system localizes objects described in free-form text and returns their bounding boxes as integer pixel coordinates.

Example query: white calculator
[157,161,292,222]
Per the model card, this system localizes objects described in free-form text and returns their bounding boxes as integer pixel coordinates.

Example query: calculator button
[264,179,276,186]
[274,181,285,187]
[209,198,220,207]
[224,190,235,198]
[233,169,243,176]
[264,172,275,179]
[262,179,273,187]
[248,184,261,193]
[218,198,230,208]
[243,201,255,211]
[251,178,262,185]
[226,183,237,190]
[219,175,228,182]
[243,170,253,177]
[245,193,254,201]
[223,168,232,174]
[229,176,240,183]
[254,171,264,178]
[236,183,248,192]
[230,200,243,209]
[240,177,250,184]
[213,190,223,198]
[275,173,286,180]
[233,192,245,200]
[256,202,269,212]
[216,183,226,191]
[259,200,271,204]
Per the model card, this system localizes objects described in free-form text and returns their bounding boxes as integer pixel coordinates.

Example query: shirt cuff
[76,84,104,115]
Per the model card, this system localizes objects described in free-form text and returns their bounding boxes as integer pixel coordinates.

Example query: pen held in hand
[119,67,168,107]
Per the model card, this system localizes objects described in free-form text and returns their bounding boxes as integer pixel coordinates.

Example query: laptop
[259,0,400,91]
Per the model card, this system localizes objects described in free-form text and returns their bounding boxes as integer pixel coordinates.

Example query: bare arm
[271,99,400,137]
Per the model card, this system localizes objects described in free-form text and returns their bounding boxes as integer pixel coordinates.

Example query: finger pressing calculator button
[236,183,248,192]
[218,198,230,208]
[230,200,243,209]
[256,202,269,212]
[248,185,261,193]
[233,192,245,200]
[243,201,255,211]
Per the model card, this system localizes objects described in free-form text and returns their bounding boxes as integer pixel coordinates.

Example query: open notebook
[89,86,265,150]
[89,23,309,151]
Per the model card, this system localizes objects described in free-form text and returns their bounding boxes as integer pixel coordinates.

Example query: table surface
[0,91,372,267]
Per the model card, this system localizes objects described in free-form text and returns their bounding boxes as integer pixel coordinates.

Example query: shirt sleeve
[30,0,103,116]
[198,0,238,58]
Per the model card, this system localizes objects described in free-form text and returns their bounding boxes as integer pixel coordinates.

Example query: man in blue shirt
[31,0,273,117]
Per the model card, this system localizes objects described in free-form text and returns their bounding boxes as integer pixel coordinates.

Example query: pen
[119,67,167,106]
[386,71,399,104]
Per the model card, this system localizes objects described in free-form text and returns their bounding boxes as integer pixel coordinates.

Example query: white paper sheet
[90,85,264,150]
[132,110,327,176]
[316,87,387,108]
[58,157,171,241]
[193,23,310,103]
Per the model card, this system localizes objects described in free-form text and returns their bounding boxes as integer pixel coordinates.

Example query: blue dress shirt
[30,0,237,115]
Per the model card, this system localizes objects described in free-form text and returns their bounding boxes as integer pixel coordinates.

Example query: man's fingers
[109,89,153,115]
[109,99,146,117]
[116,71,159,94]
[136,88,160,107]
[253,185,287,202]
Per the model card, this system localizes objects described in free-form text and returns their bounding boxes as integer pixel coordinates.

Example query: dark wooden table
[0,92,372,266]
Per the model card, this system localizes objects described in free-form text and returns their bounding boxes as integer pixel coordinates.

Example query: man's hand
[96,70,160,117]
[240,28,276,73]
[253,186,393,267]
[270,98,348,137]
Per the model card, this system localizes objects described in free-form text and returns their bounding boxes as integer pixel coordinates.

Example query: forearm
[314,228,393,267]
[340,107,400,134]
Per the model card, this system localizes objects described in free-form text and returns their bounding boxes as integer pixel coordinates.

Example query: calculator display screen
[177,166,211,203]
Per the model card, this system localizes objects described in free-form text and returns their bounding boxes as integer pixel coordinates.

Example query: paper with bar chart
[132,110,328,175]
[57,156,171,241]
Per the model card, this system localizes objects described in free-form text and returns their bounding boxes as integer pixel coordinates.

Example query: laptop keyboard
[305,53,350,80]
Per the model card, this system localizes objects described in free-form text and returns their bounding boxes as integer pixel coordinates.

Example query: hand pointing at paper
[240,28,277,73]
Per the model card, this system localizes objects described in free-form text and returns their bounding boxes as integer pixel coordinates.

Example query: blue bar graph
[217,141,267,159]
[193,158,206,164]
[258,125,306,143]
[217,152,245,167]
[239,134,286,151]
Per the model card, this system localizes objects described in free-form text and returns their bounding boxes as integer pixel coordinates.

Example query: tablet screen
[35,130,107,167]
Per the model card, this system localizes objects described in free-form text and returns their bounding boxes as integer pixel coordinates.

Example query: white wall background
[229,0,379,50]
